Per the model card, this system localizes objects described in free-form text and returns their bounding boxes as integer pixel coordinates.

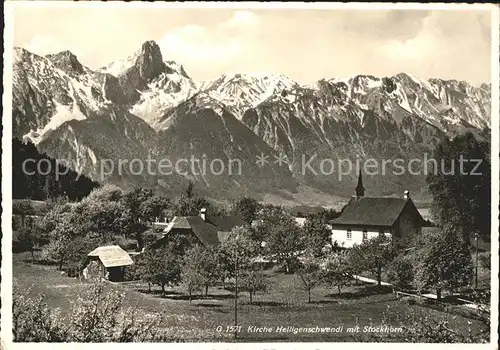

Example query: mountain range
[12,40,491,204]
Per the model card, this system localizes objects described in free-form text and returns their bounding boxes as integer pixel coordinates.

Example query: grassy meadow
[13,252,486,342]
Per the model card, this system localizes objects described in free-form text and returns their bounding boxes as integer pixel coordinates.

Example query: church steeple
[355,170,365,198]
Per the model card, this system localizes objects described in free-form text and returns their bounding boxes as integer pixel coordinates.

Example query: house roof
[163,215,247,247]
[207,216,247,231]
[88,245,134,268]
[329,197,423,227]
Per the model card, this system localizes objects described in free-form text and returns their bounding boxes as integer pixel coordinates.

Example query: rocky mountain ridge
[12,40,491,200]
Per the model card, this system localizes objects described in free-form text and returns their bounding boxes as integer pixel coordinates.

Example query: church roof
[329,197,423,227]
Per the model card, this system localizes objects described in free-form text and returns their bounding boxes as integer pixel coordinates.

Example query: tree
[219,226,260,301]
[67,282,124,342]
[42,213,86,270]
[230,197,260,224]
[349,234,395,287]
[172,194,212,217]
[12,138,99,201]
[78,195,125,241]
[239,269,268,304]
[15,199,33,228]
[181,264,204,303]
[219,226,260,269]
[413,225,473,300]
[137,245,182,294]
[38,203,73,240]
[182,245,222,297]
[40,186,134,270]
[140,195,171,222]
[185,180,194,198]
[369,293,490,343]
[302,215,332,257]
[296,259,322,303]
[307,208,341,223]
[16,226,38,262]
[214,247,235,289]
[321,251,353,294]
[387,252,415,291]
[13,286,65,341]
[120,188,170,224]
[427,132,491,244]
[478,252,491,270]
[168,181,223,218]
[117,188,164,248]
[257,207,304,273]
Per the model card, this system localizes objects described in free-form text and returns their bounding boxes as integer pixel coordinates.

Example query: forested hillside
[13,138,99,201]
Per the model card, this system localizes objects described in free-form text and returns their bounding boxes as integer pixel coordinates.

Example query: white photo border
[2,2,499,350]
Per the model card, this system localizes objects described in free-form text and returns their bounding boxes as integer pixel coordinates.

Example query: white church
[329,171,426,249]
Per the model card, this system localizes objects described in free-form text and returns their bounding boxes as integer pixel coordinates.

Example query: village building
[329,171,426,249]
[83,245,134,282]
[150,208,247,249]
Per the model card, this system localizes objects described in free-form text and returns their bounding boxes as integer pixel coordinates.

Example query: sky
[12,7,493,86]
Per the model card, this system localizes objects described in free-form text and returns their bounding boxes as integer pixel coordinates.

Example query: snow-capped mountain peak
[99,50,138,78]
[99,40,163,78]
[12,42,491,200]
[99,40,198,128]
[200,72,298,118]
[13,47,120,144]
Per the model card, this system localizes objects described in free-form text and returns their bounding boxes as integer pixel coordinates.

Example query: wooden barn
[150,208,247,249]
[83,245,134,282]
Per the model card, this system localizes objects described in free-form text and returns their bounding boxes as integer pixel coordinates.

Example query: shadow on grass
[195,302,222,307]
[137,289,184,296]
[23,258,59,267]
[246,301,285,307]
[162,294,235,301]
[325,285,393,300]
[308,300,339,305]
[194,303,230,313]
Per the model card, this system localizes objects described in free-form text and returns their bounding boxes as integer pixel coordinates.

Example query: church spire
[355,170,365,198]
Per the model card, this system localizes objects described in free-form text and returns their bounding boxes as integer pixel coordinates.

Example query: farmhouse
[83,245,134,282]
[329,172,425,249]
[150,208,247,249]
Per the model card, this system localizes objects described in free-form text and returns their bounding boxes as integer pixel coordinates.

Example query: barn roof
[166,216,193,230]
[88,245,134,268]
[329,197,423,227]
[162,215,247,247]
[207,216,247,231]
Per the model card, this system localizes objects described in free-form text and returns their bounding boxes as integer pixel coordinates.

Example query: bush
[399,296,416,305]
[123,262,141,282]
[296,259,321,303]
[13,280,169,342]
[387,253,414,290]
[115,237,138,252]
[239,269,269,304]
[143,231,161,248]
[478,252,490,270]
[273,256,303,274]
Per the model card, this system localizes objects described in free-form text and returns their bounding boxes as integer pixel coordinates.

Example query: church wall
[393,203,422,247]
[331,225,393,248]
